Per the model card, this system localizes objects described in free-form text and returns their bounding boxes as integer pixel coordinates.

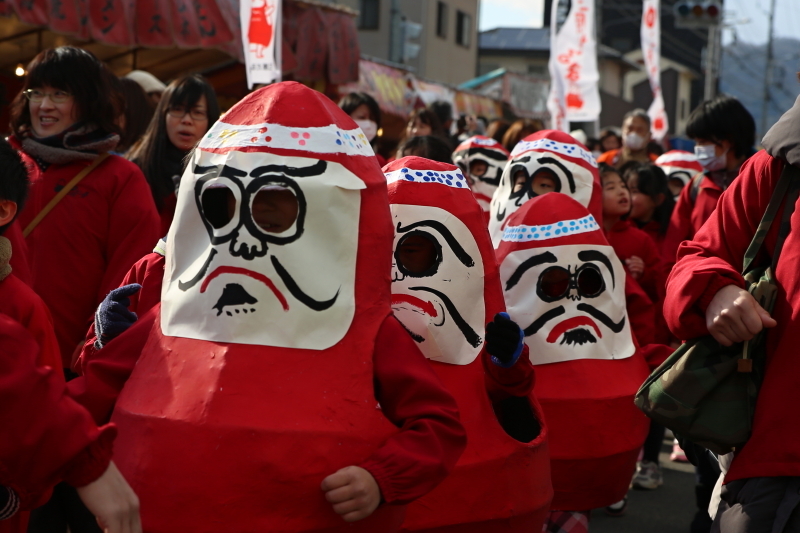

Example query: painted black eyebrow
[578,250,615,288]
[505,251,558,291]
[537,156,576,194]
[523,306,565,336]
[397,220,474,268]
[509,155,531,165]
[250,160,327,178]
[471,147,509,161]
[193,164,247,179]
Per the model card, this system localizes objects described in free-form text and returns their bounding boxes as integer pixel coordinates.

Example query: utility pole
[703,24,720,101]
[760,0,777,136]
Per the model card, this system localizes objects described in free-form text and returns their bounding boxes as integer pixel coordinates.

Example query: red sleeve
[625,275,656,346]
[76,252,165,374]
[662,180,696,273]
[94,164,160,310]
[0,315,115,510]
[482,344,535,399]
[68,307,156,426]
[359,315,467,506]
[664,152,778,340]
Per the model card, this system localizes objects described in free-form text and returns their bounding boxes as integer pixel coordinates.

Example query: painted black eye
[251,187,299,234]
[538,266,571,302]
[577,264,604,297]
[396,232,440,276]
[201,185,236,229]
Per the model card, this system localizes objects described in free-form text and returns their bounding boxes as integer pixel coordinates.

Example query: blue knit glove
[485,312,525,368]
[94,284,141,349]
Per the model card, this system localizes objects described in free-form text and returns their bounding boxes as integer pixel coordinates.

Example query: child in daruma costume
[495,193,651,532]
[452,135,510,216]
[385,157,552,532]
[489,130,602,248]
[87,82,467,533]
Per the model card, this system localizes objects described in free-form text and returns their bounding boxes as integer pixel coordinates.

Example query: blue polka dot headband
[501,215,600,242]
[384,167,470,189]
[510,138,597,168]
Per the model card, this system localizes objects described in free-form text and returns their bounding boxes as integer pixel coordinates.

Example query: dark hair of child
[623,163,675,235]
[338,92,382,128]
[686,95,756,158]
[398,135,454,164]
[0,139,30,236]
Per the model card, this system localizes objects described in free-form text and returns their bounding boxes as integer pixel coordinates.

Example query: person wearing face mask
[597,109,659,168]
[662,96,756,275]
[338,92,384,165]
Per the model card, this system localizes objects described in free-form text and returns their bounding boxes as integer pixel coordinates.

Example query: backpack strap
[742,162,799,274]
[23,153,110,238]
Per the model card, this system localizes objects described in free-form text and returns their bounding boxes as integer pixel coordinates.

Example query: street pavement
[592,439,699,533]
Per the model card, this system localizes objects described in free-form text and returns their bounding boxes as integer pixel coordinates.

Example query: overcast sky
[478,0,800,46]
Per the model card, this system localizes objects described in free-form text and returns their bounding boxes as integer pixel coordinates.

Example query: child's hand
[625,256,645,279]
[321,466,381,523]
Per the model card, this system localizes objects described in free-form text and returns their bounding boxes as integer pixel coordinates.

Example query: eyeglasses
[23,89,72,104]
[167,105,208,121]
[537,265,605,302]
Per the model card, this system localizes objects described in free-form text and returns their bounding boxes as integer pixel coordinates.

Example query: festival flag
[641,0,669,141]
[240,0,282,88]
[547,0,601,131]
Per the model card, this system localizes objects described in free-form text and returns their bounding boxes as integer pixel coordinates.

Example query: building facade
[333,0,479,86]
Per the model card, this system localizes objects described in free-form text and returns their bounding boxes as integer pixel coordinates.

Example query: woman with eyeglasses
[127,74,220,234]
[6,45,156,533]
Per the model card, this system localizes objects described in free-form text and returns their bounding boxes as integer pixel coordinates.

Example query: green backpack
[634,163,800,455]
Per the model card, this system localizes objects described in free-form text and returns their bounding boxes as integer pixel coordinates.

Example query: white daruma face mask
[390,203,486,366]
[161,150,364,350]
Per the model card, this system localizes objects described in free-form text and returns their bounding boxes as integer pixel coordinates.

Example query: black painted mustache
[523,303,625,337]
[408,286,483,348]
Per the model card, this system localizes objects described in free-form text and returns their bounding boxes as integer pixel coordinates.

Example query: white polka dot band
[501,215,600,242]
[385,167,471,189]
[471,137,501,147]
[198,121,375,156]
[511,138,598,168]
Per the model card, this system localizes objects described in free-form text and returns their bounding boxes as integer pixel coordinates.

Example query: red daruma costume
[489,130,602,247]
[495,193,649,510]
[452,135,510,214]
[386,157,552,532]
[109,82,408,532]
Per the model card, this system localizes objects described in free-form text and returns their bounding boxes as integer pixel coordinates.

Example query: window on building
[456,10,471,47]
[359,0,379,30]
[436,1,448,38]
[527,64,547,76]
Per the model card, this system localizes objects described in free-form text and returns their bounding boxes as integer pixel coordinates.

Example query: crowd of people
[0,44,797,533]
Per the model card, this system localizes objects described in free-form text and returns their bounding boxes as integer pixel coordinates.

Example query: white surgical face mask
[624,132,646,151]
[695,144,728,173]
[355,119,378,142]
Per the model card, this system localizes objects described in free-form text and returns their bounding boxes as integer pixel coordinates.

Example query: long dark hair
[624,163,675,235]
[116,77,155,153]
[10,46,121,136]
[127,74,219,210]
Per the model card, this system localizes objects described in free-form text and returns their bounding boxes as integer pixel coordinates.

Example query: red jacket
[69,307,467,532]
[4,222,31,286]
[662,172,723,271]
[0,273,61,373]
[596,149,657,168]
[0,314,115,511]
[12,138,161,368]
[606,220,663,305]
[665,150,800,482]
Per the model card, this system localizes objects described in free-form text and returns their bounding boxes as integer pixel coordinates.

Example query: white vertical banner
[547,0,601,131]
[241,0,282,89]
[641,0,669,140]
